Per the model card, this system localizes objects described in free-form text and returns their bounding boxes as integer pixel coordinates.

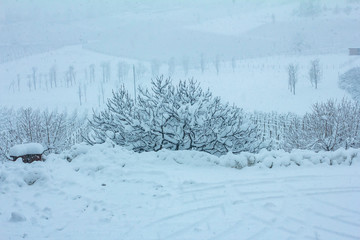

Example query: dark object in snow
[349,48,360,56]
[9,143,45,163]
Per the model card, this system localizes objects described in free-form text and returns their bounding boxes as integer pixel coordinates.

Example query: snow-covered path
[1,146,360,240]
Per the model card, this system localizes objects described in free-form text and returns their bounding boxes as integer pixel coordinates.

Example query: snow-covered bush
[339,67,360,102]
[0,107,88,161]
[285,98,360,151]
[89,76,262,156]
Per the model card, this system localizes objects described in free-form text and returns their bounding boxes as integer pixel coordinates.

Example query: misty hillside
[1,0,359,113]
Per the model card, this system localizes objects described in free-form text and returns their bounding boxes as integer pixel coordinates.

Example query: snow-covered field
[1,144,360,240]
[1,1,360,239]
[0,45,359,114]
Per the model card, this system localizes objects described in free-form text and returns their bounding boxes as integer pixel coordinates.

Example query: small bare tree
[17,74,21,92]
[27,74,32,92]
[83,84,87,103]
[44,74,49,91]
[309,59,321,89]
[32,67,37,91]
[101,62,111,83]
[49,66,57,88]
[117,61,130,82]
[66,66,76,87]
[89,64,95,83]
[78,84,82,106]
[288,63,298,95]
[215,54,220,75]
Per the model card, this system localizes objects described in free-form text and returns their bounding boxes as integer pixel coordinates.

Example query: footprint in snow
[263,202,277,210]
[9,212,26,222]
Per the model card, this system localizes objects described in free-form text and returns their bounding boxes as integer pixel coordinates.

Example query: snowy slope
[1,1,359,114]
[1,144,360,239]
[0,45,357,114]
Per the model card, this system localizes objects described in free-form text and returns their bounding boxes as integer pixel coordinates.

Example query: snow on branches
[285,98,360,151]
[89,76,262,155]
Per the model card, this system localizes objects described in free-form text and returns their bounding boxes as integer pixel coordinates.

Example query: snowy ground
[1,144,360,240]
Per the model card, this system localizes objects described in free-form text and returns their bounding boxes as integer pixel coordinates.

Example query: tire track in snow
[143,204,223,228]
[120,172,360,240]
[308,208,360,227]
[314,225,360,240]
[310,197,360,215]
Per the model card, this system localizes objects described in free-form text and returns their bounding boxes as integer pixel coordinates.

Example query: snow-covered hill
[1,0,359,114]
[1,144,360,239]
[0,45,358,114]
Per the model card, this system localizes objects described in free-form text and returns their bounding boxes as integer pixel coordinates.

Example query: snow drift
[1,143,360,239]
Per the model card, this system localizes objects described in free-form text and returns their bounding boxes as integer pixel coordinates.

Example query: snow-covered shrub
[0,107,89,160]
[89,76,262,156]
[339,67,360,102]
[285,98,360,151]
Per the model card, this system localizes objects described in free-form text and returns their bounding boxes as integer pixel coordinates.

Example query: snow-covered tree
[215,54,220,75]
[309,59,321,89]
[285,99,360,151]
[339,67,360,102]
[78,84,82,106]
[32,67,37,91]
[0,107,89,160]
[101,62,111,83]
[117,61,130,82]
[288,63,298,95]
[89,64,95,83]
[49,65,57,88]
[66,65,76,87]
